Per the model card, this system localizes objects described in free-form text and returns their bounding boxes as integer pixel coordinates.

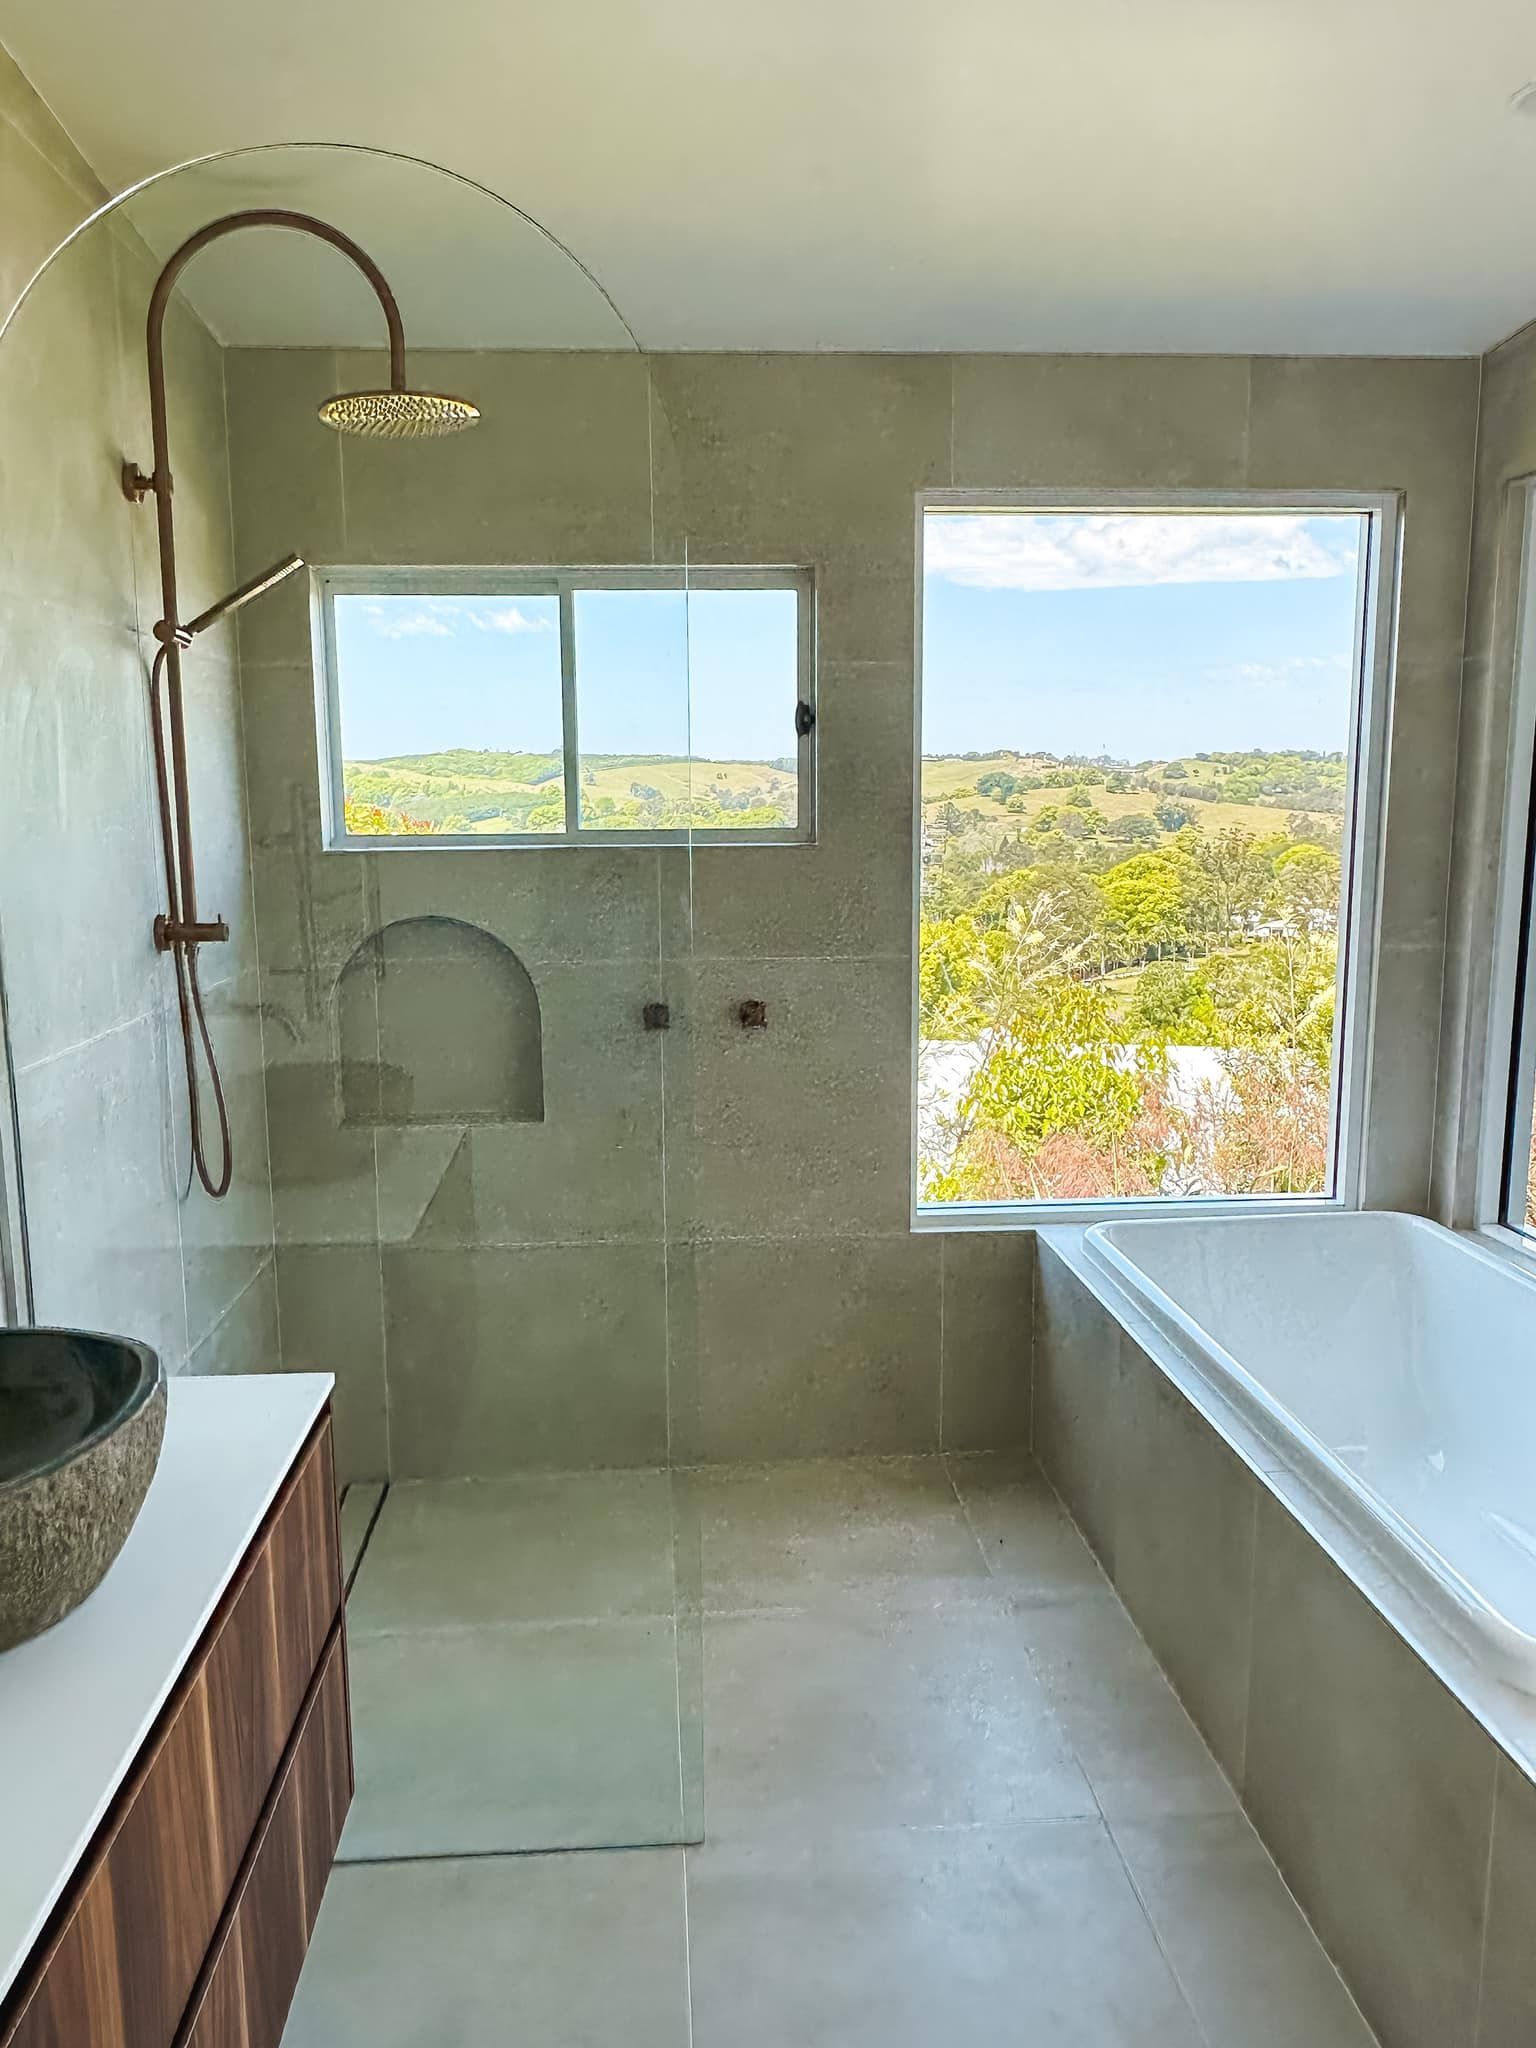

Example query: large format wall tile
[0,206,136,629]
[672,664,917,962]
[663,955,913,1241]
[1113,1341,1258,1787]
[15,1009,189,1371]
[952,354,1250,488]
[336,348,653,567]
[224,348,345,669]
[1244,1492,1496,2048]
[378,963,665,1249]
[370,843,668,969]
[649,352,949,665]
[383,1242,670,1475]
[172,968,277,1348]
[938,1231,1032,1450]
[672,1233,942,1462]
[0,603,162,1069]
[276,1243,389,1482]
[0,104,275,1376]
[186,1257,279,1377]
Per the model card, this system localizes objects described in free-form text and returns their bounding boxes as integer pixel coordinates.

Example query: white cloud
[925,513,1357,592]
[466,604,552,636]
[362,605,452,639]
[359,598,554,640]
[1223,654,1349,688]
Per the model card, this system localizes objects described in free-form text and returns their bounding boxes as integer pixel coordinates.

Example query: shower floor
[283,1453,1377,2048]
[336,1470,698,1858]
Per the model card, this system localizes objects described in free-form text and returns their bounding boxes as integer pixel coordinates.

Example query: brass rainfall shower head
[318,386,480,437]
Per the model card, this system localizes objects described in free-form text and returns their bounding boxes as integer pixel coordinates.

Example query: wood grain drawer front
[1,1420,342,2048]
[180,1632,351,2048]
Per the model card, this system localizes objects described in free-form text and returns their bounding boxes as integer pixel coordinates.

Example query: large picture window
[915,495,1393,1213]
[314,566,814,847]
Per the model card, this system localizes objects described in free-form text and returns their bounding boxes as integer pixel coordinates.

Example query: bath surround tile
[1032,1241,1129,1572]
[1474,1758,1536,2048]
[1113,1341,1258,1787]
[1244,1491,1497,2048]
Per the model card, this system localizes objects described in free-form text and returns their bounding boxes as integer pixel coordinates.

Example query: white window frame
[1476,478,1536,1254]
[910,486,1401,1230]
[312,564,817,850]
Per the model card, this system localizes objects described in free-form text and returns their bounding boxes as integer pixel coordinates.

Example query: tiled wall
[0,46,277,1373]
[1435,322,1536,1223]
[226,346,1477,1482]
[1034,1237,1536,2048]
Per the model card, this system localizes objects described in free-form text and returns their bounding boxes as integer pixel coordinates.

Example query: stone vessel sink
[0,1329,166,1653]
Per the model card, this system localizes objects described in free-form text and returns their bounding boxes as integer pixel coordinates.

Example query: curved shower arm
[146,207,408,421]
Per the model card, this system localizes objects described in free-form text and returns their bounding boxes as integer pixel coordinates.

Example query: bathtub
[1083,1210,1536,1693]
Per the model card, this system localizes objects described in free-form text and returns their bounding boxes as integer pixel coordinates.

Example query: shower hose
[148,643,234,1199]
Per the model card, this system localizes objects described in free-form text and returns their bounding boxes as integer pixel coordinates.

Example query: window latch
[795,700,816,739]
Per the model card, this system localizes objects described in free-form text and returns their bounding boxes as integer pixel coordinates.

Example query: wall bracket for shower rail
[123,207,481,1199]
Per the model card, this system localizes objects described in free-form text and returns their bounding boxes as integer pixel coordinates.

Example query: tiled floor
[284,1453,1379,2047]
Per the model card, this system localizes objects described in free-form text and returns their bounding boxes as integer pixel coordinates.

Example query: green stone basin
[0,1329,166,1652]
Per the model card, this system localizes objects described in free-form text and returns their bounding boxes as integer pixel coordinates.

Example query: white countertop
[0,1372,332,2006]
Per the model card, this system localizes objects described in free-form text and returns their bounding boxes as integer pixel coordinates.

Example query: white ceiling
[6,0,1536,354]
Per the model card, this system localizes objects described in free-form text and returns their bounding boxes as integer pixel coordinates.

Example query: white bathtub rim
[1040,1223,1536,1793]
[1083,1213,1536,1691]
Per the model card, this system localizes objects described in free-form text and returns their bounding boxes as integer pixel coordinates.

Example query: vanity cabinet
[0,1412,349,2048]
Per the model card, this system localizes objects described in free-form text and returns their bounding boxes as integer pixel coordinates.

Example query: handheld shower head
[318,387,480,438]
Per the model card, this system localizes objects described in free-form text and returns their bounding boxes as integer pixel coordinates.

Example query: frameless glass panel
[917,505,1373,1209]
[332,590,565,835]
[686,587,802,828]
[571,586,691,830]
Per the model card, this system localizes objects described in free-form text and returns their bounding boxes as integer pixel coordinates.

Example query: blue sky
[922,511,1366,761]
[334,587,798,763]
[334,513,1365,768]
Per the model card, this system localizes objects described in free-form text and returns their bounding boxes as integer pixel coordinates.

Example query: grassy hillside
[344,749,798,833]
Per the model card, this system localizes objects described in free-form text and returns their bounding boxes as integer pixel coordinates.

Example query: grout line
[940,1447,1008,1585]
[1099,1818,1218,2048]
[1470,1748,1503,2048]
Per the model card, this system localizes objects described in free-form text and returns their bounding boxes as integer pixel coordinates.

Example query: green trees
[918,755,1348,1205]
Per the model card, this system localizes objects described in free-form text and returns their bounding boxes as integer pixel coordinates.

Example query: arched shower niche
[335,915,544,1127]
